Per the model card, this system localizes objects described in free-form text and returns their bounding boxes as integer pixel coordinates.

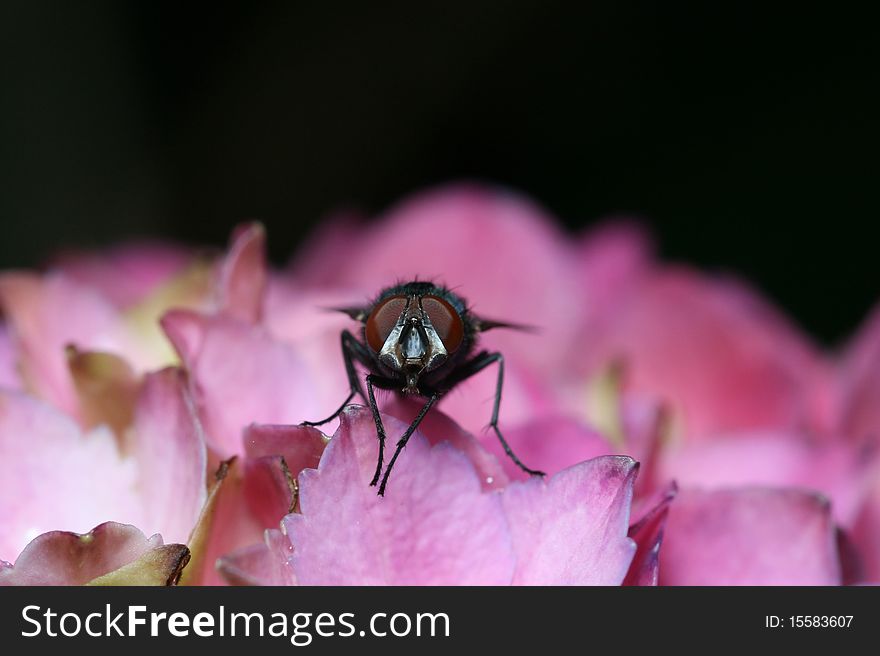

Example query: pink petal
[243,456,297,527]
[217,528,296,586]
[243,422,327,470]
[660,488,841,585]
[285,406,516,585]
[132,368,207,544]
[0,273,144,417]
[53,242,192,309]
[851,474,880,583]
[624,483,677,586]
[658,432,873,526]
[836,528,865,585]
[429,353,560,436]
[839,303,880,441]
[218,222,267,323]
[0,323,20,390]
[587,269,829,440]
[576,221,652,339]
[262,282,364,415]
[0,390,142,561]
[479,415,622,483]
[242,423,326,528]
[0,522,188,586]
[381,396,509,490]
[283,211,366,287]
[501,456,638,585]
[160,307,205,362]
[162,309,319,457]
[183,459,266,587]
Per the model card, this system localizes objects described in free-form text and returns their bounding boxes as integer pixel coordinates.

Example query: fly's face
[365,288,465,393]
[305,279,544,495]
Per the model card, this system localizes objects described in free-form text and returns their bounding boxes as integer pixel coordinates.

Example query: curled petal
[218,222,267,323]
[86,543,190,586]
[624,483,677,586]
[0,522,188,586]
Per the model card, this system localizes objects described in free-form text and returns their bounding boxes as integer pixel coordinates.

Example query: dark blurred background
[1,2,877,344]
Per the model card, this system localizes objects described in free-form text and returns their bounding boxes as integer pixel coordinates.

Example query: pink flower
[205,187,866,585]
[276,187,873,584]
[0,367,206,576]
[219,406,640,585]
[4,182,879,586]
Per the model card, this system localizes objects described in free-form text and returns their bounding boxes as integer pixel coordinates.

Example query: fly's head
[332,281,535,396]
[361,282,470,393]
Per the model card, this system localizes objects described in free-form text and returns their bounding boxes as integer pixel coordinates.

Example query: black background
[1,2,877,344]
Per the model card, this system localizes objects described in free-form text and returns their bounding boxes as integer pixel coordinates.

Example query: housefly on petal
[302,281,545,496]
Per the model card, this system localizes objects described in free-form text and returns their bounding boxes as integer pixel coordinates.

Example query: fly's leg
[443,351,545,477]
[301,330,372,427]
[377,393,439,496]
[367,374,388,487]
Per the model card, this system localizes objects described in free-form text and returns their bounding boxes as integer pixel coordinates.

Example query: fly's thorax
[361,282,474,394]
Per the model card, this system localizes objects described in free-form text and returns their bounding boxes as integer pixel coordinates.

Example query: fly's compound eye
[365,295,408,352]
[421,295,464,353]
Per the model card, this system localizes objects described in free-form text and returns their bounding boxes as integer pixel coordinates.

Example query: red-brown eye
[365,295,408,352]
[421,295,464,352]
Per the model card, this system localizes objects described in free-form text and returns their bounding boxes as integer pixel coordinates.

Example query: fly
[302,281,545,495]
